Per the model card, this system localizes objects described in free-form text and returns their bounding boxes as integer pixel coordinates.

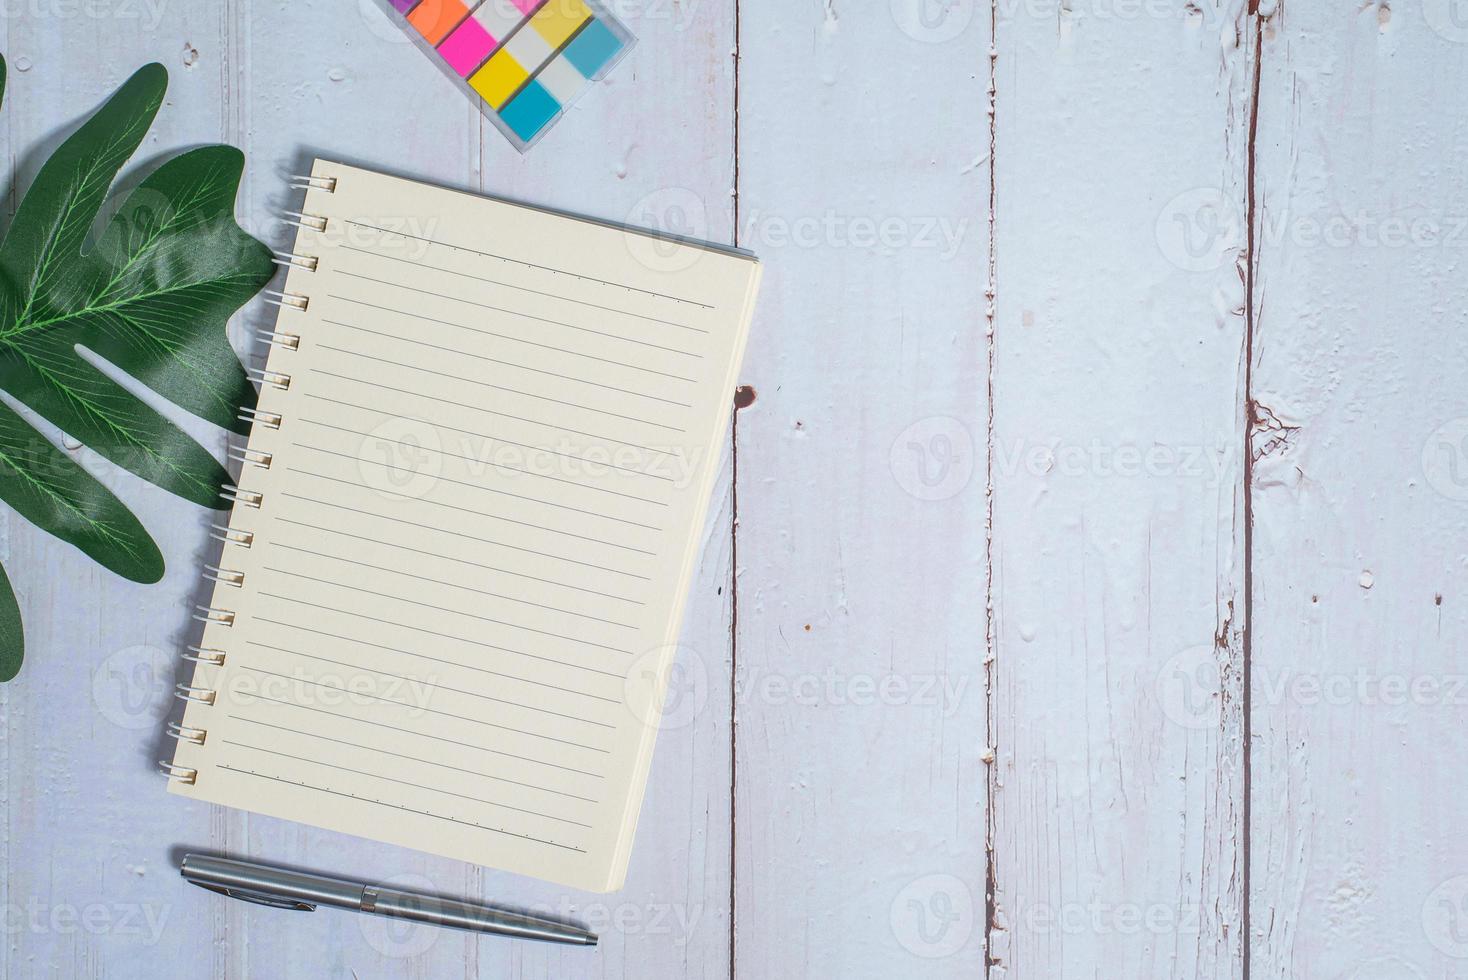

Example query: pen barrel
[182,855,366,910]
[365,888,594,945]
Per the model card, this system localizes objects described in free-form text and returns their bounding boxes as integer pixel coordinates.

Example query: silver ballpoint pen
[180,854,597,946]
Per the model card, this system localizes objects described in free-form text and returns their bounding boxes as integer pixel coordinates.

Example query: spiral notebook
[164,160,761,893]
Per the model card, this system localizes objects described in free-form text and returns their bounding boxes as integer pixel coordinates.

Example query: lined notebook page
[168,161,761,892]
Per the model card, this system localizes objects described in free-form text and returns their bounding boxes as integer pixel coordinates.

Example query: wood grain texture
[464,0,739,975]
[1,11,248,980]
[989,1,1252,975]
[4,1,1467,978]
[732,2,990,976]
[1,1,735,977]
[219,4,486,977]
[1248,2,1468,976]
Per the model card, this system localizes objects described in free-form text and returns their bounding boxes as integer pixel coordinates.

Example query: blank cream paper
[168,160,761,892]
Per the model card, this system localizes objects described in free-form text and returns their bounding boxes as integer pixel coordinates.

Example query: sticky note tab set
[389,0,634,151]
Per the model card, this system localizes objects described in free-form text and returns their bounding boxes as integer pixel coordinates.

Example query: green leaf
[0,562,20,683]
[0,60,275,679]
[0,62,271,529]
[0,397,162,582]
[0,63,272,512]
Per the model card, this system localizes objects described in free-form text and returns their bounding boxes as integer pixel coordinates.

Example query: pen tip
[587,934,599,947]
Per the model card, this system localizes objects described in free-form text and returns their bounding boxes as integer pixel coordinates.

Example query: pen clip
[188,880,317,912]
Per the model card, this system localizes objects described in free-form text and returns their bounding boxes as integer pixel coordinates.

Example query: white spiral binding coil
[272,250,320,272]
[289,173,338,192]
[193,605,237,627]
[238,407,283,431]
[228,446,275,470]
[165,180,329,791]
[209,524,255,548]
[220,485,264,509]
[256,328,301,351]
[183,645,227,666]
[167,721,207,745]
[159,761,198,784]
[203,565,246,589]
[263,289,310,312]
[281,209,328,233]
[247,366,292,391]
[175,684,217,706]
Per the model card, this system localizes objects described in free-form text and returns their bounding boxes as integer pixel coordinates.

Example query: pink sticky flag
[438,16,497,76]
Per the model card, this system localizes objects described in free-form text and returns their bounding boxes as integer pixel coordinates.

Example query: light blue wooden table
[2,1,1465,977]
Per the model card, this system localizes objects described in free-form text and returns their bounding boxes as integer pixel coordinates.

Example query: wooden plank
[1,10,11,974]
[230,2,738,977]
[1248,2,1468,975]
[14,4,1468,979]
[988,3,1253,975]
[470,2,739,976]
[221,4,487,977]
[732,2,990,976]
[0,2,735,976]
[0,9,242,978]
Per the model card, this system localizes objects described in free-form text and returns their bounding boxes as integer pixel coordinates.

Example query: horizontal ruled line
[256,594,627,678]
[308,390,681,475]
[325,304,700,393]
[237,664,610,752]
[327,306,684,385]
[278,490,654,574]
[300,416,673,496]
[338,243,709,334]
[227,714,601,803]
[293,444,666,529]
[302,410,675,485]
[346,219,715,309]
[326,290,702,377]
[253,616,622,703]
[313,346,687,433]
[306,384,677,457]
[274,516,645,603]
[260,570,636,653]
[283,471,658,557]
[234,692,605,777]
[246,641,618,729]
[267,542,640,628]
[217,765,588,851]
[223,740,596,828]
